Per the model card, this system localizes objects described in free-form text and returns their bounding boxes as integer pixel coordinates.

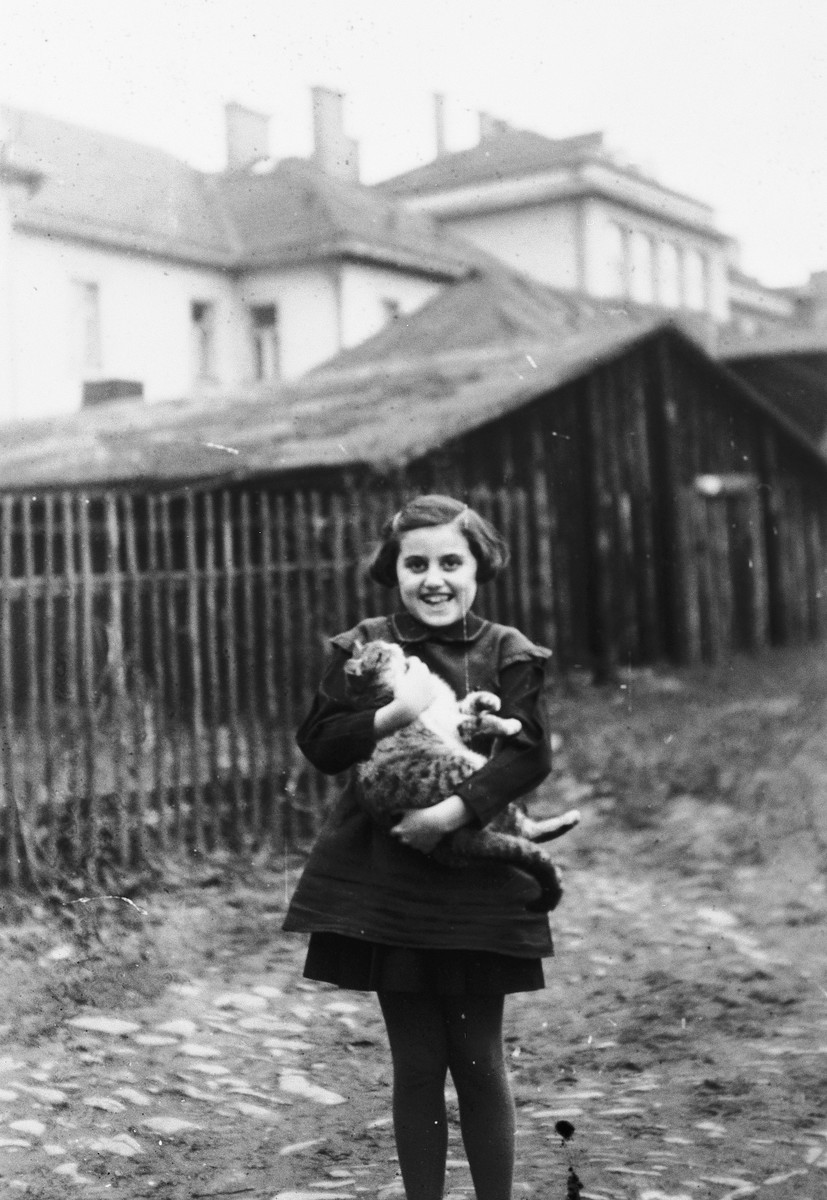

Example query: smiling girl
[283,494,555,1200]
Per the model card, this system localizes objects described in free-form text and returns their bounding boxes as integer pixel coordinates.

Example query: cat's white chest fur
[417,678,487,768]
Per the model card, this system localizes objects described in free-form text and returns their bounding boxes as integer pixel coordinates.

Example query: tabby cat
[343,640,579,913]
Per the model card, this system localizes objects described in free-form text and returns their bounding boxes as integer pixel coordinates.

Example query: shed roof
[719,325,827,453]
[3,312,824,495]
[3,106,477,277]
[0,319,663,493]
[720,325,827,359]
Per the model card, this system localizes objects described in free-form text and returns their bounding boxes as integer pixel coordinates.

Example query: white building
[0,93,475,422]
[379,118,734,325]
[1,92,820,426]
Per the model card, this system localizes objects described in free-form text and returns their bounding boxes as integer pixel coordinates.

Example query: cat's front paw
[476,713,522,739]
[460,691,501,715]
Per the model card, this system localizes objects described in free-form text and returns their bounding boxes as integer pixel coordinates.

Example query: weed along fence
[0,481,552,887]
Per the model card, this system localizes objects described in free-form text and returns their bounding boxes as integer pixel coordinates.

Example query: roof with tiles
[378,128,608,196]
[4,106,238,266]
[215,157,475,277]
[2,105,478,277]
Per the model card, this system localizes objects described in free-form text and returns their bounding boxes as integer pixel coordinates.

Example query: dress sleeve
[452,657,552,826]
[295,647,378,775]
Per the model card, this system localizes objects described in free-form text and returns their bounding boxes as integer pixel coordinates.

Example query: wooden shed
[3,299,827,880]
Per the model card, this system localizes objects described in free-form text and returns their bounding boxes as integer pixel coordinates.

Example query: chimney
[434,92,448,157]
[478,111,511,141]
[311,86,359,181]
[225,101,270,170]
[806,269,827,327]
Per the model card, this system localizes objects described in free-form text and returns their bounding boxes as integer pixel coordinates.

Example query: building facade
[0,94,472,423]
[379,126,732,324]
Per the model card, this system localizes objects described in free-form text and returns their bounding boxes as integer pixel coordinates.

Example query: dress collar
[391,610,487,644]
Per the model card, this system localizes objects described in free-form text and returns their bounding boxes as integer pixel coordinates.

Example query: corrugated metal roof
[3,106,478,277]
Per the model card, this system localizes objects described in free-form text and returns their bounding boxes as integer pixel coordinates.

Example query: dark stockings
[378,992,515,1200]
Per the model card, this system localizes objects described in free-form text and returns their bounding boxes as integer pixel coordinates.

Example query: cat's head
[343,640,408,707]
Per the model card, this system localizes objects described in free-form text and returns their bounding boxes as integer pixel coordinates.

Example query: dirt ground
[1,645,827,1200]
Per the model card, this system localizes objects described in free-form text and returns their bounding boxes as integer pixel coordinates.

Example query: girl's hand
[391,795,470,853]
[374,657,438,738]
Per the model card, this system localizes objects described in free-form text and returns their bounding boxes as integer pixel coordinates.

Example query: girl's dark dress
[282,611,554,995]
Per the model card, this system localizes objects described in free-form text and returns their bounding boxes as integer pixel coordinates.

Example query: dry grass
[547,642,827,873]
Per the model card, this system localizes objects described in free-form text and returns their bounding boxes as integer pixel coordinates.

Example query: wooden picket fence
[0,485,370,887]
[2,453,826,888]
[0,481,553,887]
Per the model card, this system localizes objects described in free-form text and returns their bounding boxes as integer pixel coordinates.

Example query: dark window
[251,303,280,381]
[191,300,215,379]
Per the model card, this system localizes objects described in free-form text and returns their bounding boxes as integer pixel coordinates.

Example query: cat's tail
[521,809,581,844]
[522,863,563,913]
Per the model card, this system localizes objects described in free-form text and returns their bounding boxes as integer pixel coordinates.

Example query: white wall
[339,264,440,350]
[441,202,583,291]
[237,265,341,382]
[3,228,448,421]
[7,232,246,420]
[0,185,16,415]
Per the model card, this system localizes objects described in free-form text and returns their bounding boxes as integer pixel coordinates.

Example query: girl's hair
[369,494,509,588]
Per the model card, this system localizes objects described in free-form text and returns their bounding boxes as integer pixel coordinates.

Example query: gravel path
[0,802,825,1200]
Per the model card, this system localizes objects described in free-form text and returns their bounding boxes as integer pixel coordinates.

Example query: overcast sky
[3,0,826,288]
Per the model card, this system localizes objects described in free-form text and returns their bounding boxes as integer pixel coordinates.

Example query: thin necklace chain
[462,609,471,697]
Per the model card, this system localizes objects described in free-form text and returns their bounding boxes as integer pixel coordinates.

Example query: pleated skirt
[303,931,545,995]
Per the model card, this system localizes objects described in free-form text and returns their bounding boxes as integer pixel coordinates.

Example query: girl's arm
[392,659,551,852]
[451,658,552,825]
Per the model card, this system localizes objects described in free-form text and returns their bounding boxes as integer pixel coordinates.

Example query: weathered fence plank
[146,495,168,855]
[1,496,20,886]
[42,494,57,865]
[239,491,261,835]
[122,493,149,866]
[221,490,244,846]
[202,491,222,847]
[78,496,98,879]
[185,490,207,855]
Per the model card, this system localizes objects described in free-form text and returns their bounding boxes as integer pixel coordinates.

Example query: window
[250,303,280,382]
[191,301,215,379]
[657,241,682,308]
[602,221,627,297]
[72,280,101,371]
[629,231,655,304]
[684,248,709,312]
